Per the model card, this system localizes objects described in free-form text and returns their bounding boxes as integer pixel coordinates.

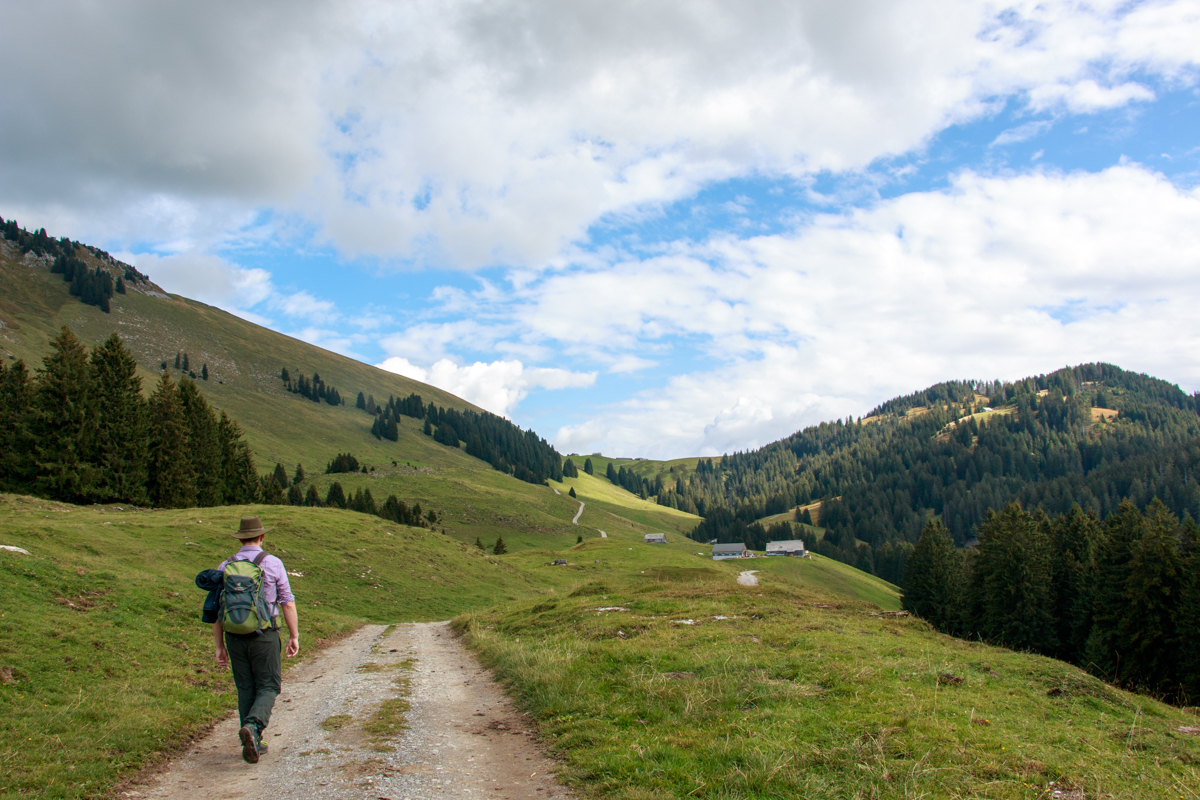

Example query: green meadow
[458,576,1200,800]
[0,495,537,799]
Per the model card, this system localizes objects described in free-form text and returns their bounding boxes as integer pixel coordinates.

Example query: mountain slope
[0,226,700,552]
[662,364,1200,581]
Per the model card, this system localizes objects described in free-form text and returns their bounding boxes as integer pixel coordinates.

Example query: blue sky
[3,1,1200,458]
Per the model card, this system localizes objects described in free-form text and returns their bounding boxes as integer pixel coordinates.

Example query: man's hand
[214,645,229,668]
[282,602,300,657]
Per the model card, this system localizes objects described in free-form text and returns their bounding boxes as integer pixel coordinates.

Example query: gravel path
[132,622,573,800]
[571,501,585,524]
[737,570,760,586]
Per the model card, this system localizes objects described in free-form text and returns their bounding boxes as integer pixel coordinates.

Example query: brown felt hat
[230,516,272,539]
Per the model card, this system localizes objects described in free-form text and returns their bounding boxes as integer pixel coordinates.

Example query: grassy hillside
[0,494,545,798]
[0,492,907,799]
[1,237,671,554]
[459,578,1200,800]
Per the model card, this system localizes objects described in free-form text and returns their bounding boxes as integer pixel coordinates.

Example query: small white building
[712,543,749,560]
[644,533,668,544]
[765,539,806,557]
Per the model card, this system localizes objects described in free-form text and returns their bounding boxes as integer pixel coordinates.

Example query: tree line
[257,463,433,529]
[361,390,563,485]
[0,328,257,507]
[606,461,664,498]
[280,368,343,406]
[903,500,1200,703]
[2,216,152,314]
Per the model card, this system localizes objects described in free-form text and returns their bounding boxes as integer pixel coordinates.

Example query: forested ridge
[680,363,1200,585]
[356,388,563,485]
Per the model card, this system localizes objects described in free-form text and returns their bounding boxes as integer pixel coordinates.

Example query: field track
[133,623,572,800]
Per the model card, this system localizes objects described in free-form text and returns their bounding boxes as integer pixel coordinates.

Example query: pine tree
[116,276,126,294]
[576,534,583,544]
[182,353,189,372]
[272,462,290,489]
[287,484,303,505]
[606,462,617,483]
[569,486,577,498]
[385,416,398,441]
[356,391,366,410]
[1178,516,1200,701]
[326,481,347,509]
[217,411,258,504]
[968,504,1056,654]
[147,372,195,508]
[1085,500,1146,679]
[88,333,148,505]
[1047,505,1096,663]
[1116,500,1182,693]
[259,474,284,504]
[901,518,963,633]
[562,458,578,478]
[174,352,181,369]
[584,457,594,475]
[33,327,98,502]
[492,537,507,555]
[474,537,485,551]
[178,378,222,506]
[0,359,33,490]
[304,484,322,507]
[423,418,432,436]
[293,463,306,485]
[201,364,208,381]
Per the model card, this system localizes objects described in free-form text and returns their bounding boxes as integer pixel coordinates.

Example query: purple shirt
[218,545,295,612]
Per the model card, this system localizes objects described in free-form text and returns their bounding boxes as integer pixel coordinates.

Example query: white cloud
[538,165,1200,457]
[122,252,274,310]
[377,357,595,417]
[991,120,1054,147]
[3,1,1198,266]
[269,291,340,324]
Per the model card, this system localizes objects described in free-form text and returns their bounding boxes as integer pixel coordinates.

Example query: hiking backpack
[220,551,278,635]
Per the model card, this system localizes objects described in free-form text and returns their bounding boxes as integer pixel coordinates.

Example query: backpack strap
[252,550,269,567]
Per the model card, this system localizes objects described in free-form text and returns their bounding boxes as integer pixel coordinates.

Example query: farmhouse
[765,539,807,557]
[644,533,668,544]
[712,543,749,560]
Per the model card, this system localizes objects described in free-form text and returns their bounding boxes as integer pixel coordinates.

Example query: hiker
[212,516,300,764]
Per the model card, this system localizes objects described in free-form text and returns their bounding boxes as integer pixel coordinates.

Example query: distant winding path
[571,501,585,525]
[737,570,760,586]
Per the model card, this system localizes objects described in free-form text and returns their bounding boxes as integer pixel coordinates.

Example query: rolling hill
[5,218,1200,799]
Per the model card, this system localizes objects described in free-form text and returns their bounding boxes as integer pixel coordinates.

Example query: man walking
[213,516,300,764]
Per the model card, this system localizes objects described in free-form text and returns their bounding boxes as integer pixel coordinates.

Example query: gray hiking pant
[225,628,282,735]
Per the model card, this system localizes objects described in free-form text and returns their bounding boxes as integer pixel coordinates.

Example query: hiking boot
[239,725,261,764]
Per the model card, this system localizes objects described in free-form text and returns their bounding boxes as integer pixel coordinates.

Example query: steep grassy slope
[1,238,696,552]
[459,579,1200,800]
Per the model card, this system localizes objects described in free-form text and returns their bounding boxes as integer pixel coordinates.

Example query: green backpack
[220,551,278,635]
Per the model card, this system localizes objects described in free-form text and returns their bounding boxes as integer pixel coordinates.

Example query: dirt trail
[571,501,585,524]
[737,570,759,586]
[131,622,573,800]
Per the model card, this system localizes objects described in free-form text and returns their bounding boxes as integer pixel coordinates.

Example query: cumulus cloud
[3,1,1198,265]
[539,165,1200,456]
[122,252,273,310]
[377,357,595,417]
